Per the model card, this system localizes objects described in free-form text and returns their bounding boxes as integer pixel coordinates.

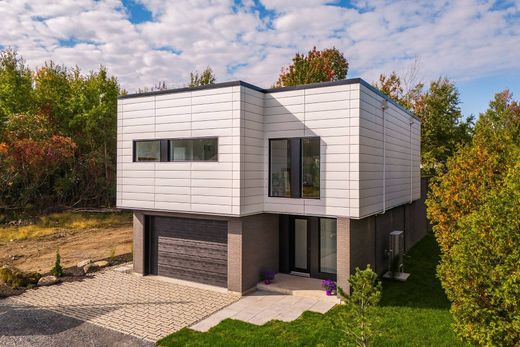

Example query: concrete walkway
[191,290,337,332]
[1,266,239,342]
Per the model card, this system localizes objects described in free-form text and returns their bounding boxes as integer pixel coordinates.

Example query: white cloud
[0,0,518,93]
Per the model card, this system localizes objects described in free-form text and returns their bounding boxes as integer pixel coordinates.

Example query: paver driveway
[0,267,239,343]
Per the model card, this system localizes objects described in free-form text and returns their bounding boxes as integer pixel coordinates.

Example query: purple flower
[321,279,336,291]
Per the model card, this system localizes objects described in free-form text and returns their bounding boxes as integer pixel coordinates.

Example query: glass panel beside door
[319,218,337,274]
[294,219,308,270]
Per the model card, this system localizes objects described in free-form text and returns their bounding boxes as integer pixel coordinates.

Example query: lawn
[158,234,465,347]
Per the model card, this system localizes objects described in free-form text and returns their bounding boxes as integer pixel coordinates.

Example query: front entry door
[290,218,310,273]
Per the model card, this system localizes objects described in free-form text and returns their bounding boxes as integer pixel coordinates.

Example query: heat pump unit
[383,230,410,281]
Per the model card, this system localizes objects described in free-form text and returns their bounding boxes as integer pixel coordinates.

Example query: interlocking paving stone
[7,268,239,341]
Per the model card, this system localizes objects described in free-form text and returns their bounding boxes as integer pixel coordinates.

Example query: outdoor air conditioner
[383,230,410,281]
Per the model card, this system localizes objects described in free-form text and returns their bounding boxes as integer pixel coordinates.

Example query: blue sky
[1,0,519,117]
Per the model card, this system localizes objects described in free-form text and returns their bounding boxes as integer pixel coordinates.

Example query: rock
[93,260,109,268]
[38,275,58,286]
[77,259,92,268]
[83,263,98,274]
[1,265,41,289]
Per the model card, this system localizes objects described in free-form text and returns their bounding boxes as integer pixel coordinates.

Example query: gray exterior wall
[348,177,429,275]
[241,214,279,291]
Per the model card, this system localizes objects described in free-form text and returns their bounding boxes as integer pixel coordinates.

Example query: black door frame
[285,215,337,281]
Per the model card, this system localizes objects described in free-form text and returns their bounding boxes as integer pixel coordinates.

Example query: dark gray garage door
[149,216,228,287]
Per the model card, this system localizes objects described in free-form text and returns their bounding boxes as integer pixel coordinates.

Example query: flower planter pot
[326,290,332,296]
[264,279,271,285]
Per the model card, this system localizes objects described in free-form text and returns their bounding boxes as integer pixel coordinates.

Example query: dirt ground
[0,225,133,274]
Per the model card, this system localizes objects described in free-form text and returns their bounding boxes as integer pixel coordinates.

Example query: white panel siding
[116,80,421,219]
[263,84,354,218]
[240,87,265,215]
[117,86,241,216]
[358,83,421,218]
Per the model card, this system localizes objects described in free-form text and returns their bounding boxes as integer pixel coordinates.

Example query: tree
[337,265,382,347]
[0,49,34,133]
[274,47,348,87]
[375,71,423,111]
[419,78,473,175]
[376,73,473,175]
[50,248,64,277]
[188,66,216,87]
[427,91,520,345]
[0,49,122,211]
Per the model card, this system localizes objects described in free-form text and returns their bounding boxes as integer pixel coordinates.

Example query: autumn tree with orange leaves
[274,47,348,88]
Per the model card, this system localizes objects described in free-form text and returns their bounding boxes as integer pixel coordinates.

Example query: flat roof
[118,78,419,120]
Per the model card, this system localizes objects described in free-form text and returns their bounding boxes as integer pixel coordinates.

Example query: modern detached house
[116,78,425,294]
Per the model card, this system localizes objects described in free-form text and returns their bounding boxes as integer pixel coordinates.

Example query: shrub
[0,265,41,289]
[337,265,382,347]
[50,248,63,277]
[427,91,520,345]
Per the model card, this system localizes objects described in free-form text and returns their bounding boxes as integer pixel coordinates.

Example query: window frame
[133,139,164,162]
[132,137,218,163]
[169,137,219,162]
[268,136,320,199]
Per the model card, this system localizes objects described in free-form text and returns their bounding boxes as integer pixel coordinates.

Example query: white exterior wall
[240,87,265,215]
[357,83,421,218]
[262,84,359,217]
[117,86,242,215]
[116,80,421,219]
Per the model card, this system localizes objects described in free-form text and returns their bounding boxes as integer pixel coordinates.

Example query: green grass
[158,234,465,347]
[0,211,132,241]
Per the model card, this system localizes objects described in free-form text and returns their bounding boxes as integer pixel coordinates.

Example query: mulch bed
[0,252,133,299]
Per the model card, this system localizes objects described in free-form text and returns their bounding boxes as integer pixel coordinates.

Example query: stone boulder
[38,275,59,286]
[77,259,92,268]
[83,263,98,274]
[93,260,109,268]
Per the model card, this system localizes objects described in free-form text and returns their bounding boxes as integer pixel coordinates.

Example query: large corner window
[319,218,337,274]
[170,138,218,161]
[134,140,161,162]
[269,137,320,199]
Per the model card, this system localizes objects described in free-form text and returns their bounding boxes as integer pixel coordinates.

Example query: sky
[0,0,519,118]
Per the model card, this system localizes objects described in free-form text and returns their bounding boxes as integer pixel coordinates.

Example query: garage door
[149,216,228,287]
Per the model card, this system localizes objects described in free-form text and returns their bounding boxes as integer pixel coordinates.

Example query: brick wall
[133,212,145,274]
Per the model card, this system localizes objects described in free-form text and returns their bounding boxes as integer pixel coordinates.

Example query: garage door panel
[159,242,227,263]
[150,216,228,287]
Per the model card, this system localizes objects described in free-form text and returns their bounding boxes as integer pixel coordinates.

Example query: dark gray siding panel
[150,216,228,287]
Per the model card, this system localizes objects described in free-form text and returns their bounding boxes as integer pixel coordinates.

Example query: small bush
[50,248,63,277]
[337,265,382,347]
[0,266,41,289]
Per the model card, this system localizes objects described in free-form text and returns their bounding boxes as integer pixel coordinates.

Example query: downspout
[409,120,414,204]
[381,100,388,214]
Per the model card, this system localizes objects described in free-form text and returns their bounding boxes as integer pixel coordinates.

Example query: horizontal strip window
[133,138,218,162]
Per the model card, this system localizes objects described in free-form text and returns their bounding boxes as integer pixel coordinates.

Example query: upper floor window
[133,137,218,162]
[170,138,218,161]
[269,137,320,199]
[134,140,161,162]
